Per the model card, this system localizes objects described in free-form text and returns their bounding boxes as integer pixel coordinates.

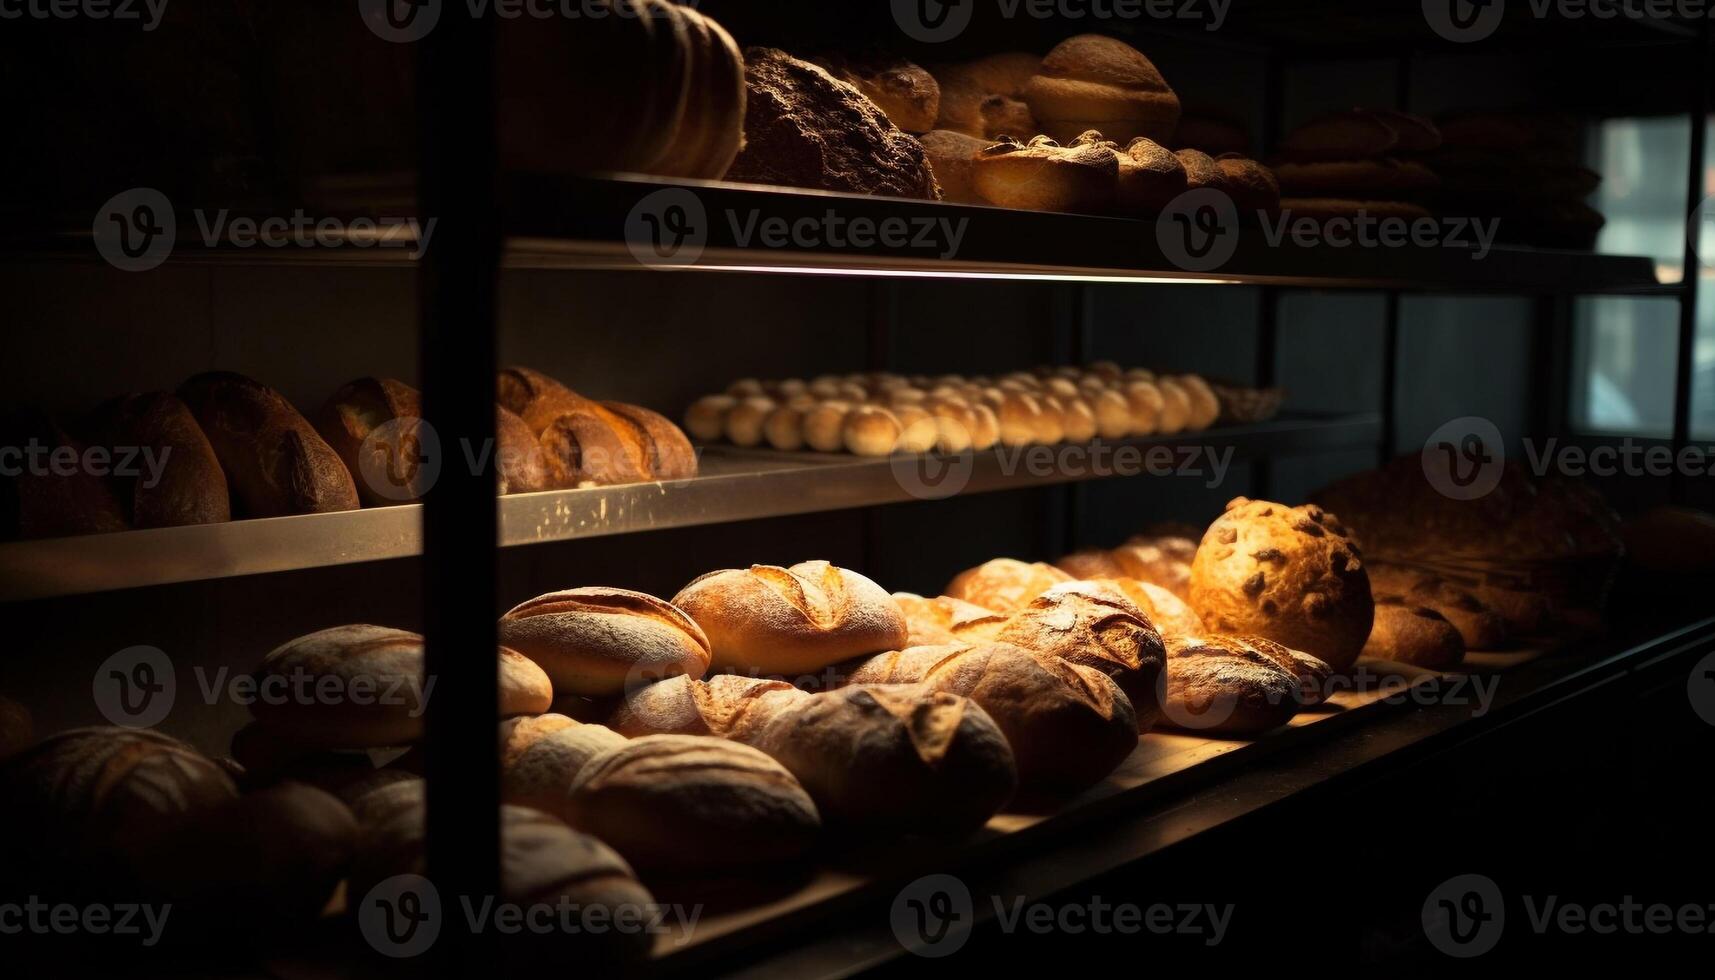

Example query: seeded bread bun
[1190,498,1375,671]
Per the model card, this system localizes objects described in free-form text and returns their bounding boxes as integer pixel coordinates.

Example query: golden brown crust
[178,371,359,518]
[314,377,428,506]
[1212,154,1280,214]
[945,558,1074,614]
[1368,565,1510,650]
[1105,577,1204,639]
[840,642,1138,794]
[1024,34,1181,145]
[1112,533,1197,599]
[971,135,1120,214]
[994,580,1167,727]
[600,401,699,480]
[1190,498,1375,671]
[250,625,553,747]
[496,406,553,495]
[893,593,1008,647]
[1363,595,1466,670]
[672,561,910,674]
[500,587,711,696]
[1160,636,1304,736]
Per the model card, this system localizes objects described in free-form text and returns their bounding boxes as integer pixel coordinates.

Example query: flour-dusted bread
[993,580,1167,728]
[672,561,909,674]
[893,593,1008,647]
[500,588,711,696]
[1160,634,1319,737]
[1190,498,1375,672]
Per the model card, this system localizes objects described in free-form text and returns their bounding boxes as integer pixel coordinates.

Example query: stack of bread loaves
[499,366,699,488]
[1273,108,1442,223]
[683,362,1226,457]
[1426,112,1604,248]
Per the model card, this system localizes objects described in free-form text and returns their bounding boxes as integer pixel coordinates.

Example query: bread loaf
[349,800,655,970]
[1023,35,1180,145]
[249,625,553,747]
[803,401,851,453]
[893,592,1007,647]
[88,392,230,527]
[838,642,1137,794]
[843,404,902,456]
[672,561,909,674]
[499,366,697,486]
[944,558,1073,614]
[610,675,1016,835]
[564,734,820,872]
[685,394,735,442]
[314,377,431,505]
[1363,595,1466,670]
[178,372,359,517]
[500,587,712,696]
[1190,498,1375,671]
[1160,635,1310,736]
[495,405,554,495]
[1368,565,1509,650]
[993,580,1167,726]
[971,135,1119,214]
[1106,577,1205,639]
[1111,533,1197,599]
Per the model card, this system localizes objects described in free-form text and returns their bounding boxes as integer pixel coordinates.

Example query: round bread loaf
[1023,34,1181,145]
[895,404,939,454]
[763,405,807,450]
[844,643,1138,795]
[673,561,909,674]
[803,401,851,453]
[348,802,655,970]
[500,588,710,696]
[1160,636,1304,736]
[724,396,775,447]
[3,727,238,879]
[1363,595,1466,670]
[566,734,820,872]
[971,135,1119,214]
[843,404,902,456]
[927,398,977,453]
[893,592,1008,647]
[683,395,731,441]
[1190,498,1375,671]
[993,580,1167,727]
[250,625,554,747]
[944,558,1073,613]
[1123,380,1164,435]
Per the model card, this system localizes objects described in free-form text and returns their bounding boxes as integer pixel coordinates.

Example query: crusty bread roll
[724,396,775,448]
[992,389,1045,446]
[313,377,429,505]
[612,676,1016,835]
[1155,377,1193,434]
[1032,393,1068,444]
[1177,375,1222,430]
[349,801,655,970]
[1160,635,1309,737]
[926,398,976,453]
[968,403,1002,450]
[1190,498,1375,672]
[249,626,553,747]
[1363,595,1466,670]
[945,558,1074,613]
[179,371,359,517]
[88,392,230,528]
[893,592,1008,647]
[1056,392,1099,443]
[496,406,555,495]
[499,367,697,485]
[1088,388,1133,440]
[500,587,712,696]
[842,404,901,456]
[803,401,850,453]
[971,135,1119,214]
[763,404,807,451]
[894,404,939,454]
[1023,34,1180,145]
[672,561,909,674]
[684,394,735,442]
[918,129,990,204]
[993,580,1166,727]
[1123,380,1164,435]
[1112,533,1197,599]
[1368,566,1509,650]
[1060,132,1187,214]
[930,52,1040,139]
[565,734,820,872]
[838,642,1137,795]
[1056,549,1124,579]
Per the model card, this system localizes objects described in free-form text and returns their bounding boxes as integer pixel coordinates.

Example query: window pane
[1571,297,1680,438]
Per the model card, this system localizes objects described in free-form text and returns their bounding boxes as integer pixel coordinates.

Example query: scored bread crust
[992,580,1167,727]
[672,561,909,675]
[1362,595,1466,670]
[944,558,1074,614]
[970,135,1120,214]
[500,587,712,696]
[893,593,1008,647]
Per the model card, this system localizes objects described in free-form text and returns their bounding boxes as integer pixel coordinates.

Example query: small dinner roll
[684,395,735,442]
[803,401,850,453]
[763,406,807,451]
[1090,388,1132,439]
[724,396,776,447]
[894,404,940,454]
[1124,380,1164,436]
[1155,377,1192,435]
[843,405,903,456]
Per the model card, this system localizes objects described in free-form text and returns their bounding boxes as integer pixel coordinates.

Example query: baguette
[838,642,1136,794]
[178,371,359,517]
[610,675,1017,835]
[88,392,230,527]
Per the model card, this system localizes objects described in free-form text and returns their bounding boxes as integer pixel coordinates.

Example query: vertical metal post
[1673,25,1710,504]
[1380,291,1401,462]
[420,4,500,974]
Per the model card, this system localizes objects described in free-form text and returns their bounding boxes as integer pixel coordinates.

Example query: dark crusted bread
[726,48,942,201]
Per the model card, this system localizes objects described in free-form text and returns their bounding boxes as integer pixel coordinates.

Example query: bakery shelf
[0,413,1380,601]
[5,178,1669,294]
